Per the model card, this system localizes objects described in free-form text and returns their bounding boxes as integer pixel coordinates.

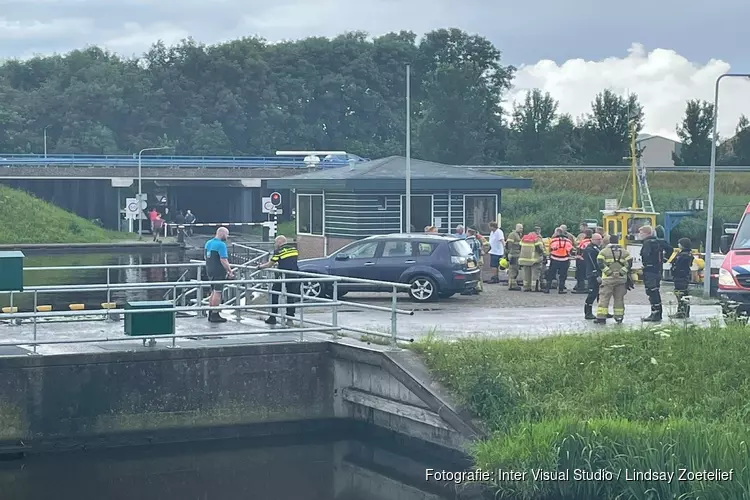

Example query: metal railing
[0,261,414,352]
[0,154,366,169]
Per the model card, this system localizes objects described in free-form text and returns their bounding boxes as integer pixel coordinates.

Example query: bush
[499,171,750,246]
[412,325,750,499]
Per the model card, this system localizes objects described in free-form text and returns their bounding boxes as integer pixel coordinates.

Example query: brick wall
[296,235,357,259]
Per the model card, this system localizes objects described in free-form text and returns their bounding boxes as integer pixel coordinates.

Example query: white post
[405,64,412,233]
[43,126,48,158]
[703,73,750,298]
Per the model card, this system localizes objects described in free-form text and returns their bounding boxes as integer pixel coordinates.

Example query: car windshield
[449,239,473,256]
[732,214,750,249]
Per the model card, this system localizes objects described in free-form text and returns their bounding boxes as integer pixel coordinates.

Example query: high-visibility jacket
[549,236,573,261]
[505,230,523,257]
[519,232,546,266]
[597,244,632,279]
[575,238,591,260]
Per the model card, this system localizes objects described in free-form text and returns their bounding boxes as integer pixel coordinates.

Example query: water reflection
[0,251,191,311]
[0,436,471,500]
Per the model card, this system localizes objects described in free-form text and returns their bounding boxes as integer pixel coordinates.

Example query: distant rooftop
[265,156,532,191]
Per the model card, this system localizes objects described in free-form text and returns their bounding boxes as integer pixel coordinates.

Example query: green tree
[673,99,714,165]
[506,89,579,164]
[580,90,643,165]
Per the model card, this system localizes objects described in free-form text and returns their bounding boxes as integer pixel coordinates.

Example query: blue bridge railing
[0,154,367,168]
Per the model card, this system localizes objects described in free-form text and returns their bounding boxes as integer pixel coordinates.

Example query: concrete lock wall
[0,341,480,456]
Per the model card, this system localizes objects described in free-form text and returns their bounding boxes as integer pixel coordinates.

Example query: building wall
[638,137,679,166]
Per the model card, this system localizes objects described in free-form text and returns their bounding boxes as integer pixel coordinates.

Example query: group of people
[450,221,694,324]
[147,208,197,240]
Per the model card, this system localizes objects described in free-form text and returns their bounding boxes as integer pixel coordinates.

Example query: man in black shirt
[638,225,673,322]
[258,235,300,327]
[670,238,694,319]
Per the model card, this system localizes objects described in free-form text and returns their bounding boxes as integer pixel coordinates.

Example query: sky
[2,0,750,141]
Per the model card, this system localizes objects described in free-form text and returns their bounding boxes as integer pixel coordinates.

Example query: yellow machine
[600,119,658,270]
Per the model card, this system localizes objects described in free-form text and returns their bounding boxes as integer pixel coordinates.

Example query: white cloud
[506,43,750,142]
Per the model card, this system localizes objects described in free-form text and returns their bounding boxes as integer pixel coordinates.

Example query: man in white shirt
[487,221,505,283]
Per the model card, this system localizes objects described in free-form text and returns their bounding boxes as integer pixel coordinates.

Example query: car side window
[382,241,413,257]
[417,242,437,256]
[345,241,379,259]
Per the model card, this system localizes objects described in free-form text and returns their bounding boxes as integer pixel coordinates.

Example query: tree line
[0,28,746,165]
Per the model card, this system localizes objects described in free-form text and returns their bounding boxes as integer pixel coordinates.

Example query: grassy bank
[0,185,129,244]
[412,325,750,499]
[501,171,750,244]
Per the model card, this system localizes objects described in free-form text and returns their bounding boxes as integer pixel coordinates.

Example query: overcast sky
[2,0,750,140]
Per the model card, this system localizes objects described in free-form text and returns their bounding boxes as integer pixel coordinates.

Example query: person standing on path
[258,235,300,327]
[466,228,485,293]
[595,235,632,324]
[583,232,603,319]
[504,223,523,290]
[546,227,573,294]
[669,238,694,319]
[639,225,673,322]
[486,221,505,284]
[573,229,593,293]
[204,227,234,323]
[518,229,546,292]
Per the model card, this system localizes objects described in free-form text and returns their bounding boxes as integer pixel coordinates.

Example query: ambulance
[717,203,750,317]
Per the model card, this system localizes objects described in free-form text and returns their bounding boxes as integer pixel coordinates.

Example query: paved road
[0,280,723,356]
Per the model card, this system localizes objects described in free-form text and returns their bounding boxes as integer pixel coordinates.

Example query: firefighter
[670,238,694,319]
[583,232,604,319]
[573,229,593,293]
[546,227,573,294]
[639,225,674,322]
[504,223,524,290]
[533,225,547,290]
[595,235,633,324]
[519,228,546,292]
[466,228,484,293]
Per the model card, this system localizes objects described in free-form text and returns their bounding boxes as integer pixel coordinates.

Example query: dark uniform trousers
[271,279,300,318]
[585,277,600,306]
[643,268,662,310]
[547,259,570,292]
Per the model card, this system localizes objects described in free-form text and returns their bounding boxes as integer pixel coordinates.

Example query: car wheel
[438,292,455,299]
[301,281,327,299]
[409,276,438,302]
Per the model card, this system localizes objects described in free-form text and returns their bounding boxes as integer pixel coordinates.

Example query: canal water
[0,434,475,500]
[0,250,195,312]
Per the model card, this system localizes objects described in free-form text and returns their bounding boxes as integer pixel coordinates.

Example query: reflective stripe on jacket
[597,244,632,278]
[549,236,573,261]
[518,233,546,265]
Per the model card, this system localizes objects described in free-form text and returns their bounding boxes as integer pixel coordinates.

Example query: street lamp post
[704,73,750,298]
[405,64,411,233]
[137,146,172,238]
[43,125,50,158]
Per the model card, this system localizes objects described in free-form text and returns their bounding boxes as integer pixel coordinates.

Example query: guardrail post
[266,270,273,319]
[32,290,38,353]
[390,286,398,346]
[196,266,204,317]
[281,280,288,324]
[331,281,339,340]
[298,285,305,342]
[235,278,242,321]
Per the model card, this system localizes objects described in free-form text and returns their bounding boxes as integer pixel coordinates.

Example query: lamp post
[137,146,172,238]
[704,73,750,298]
[43,125,50,158]
[405,64,411,233]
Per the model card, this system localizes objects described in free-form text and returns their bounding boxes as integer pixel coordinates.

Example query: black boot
[642,306,662,322]
[593,318,606,324]
[209,311,227,323]
[265,316,277,325]
[584,304,596,320]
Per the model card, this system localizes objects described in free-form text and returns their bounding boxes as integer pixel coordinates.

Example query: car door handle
[363,262,375,266]
[405,260,416,264]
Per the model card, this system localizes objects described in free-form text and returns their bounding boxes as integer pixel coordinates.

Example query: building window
[464,195,497,234]
[297,194,324,235]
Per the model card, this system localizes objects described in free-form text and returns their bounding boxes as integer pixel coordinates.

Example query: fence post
[196,266,204,317]
[235,275,242,321]
[298,283,305,342]
[281,280,287,324]
[331,280,339,340]
[390,285,398,346]
[33,290,38,353]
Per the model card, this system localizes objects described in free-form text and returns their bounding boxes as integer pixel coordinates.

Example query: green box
[0,251,24,292]
[124,300,175,337]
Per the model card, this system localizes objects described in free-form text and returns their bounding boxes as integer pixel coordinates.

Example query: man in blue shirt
[204,227,234,323]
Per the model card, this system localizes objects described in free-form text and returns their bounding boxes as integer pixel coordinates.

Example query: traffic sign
[125,198,139,219]
[262,197,283,214]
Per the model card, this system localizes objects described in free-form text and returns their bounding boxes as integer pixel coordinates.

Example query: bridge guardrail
[0,261,414,352]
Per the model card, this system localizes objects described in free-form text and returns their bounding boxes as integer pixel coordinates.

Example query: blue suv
[298,233,480,302]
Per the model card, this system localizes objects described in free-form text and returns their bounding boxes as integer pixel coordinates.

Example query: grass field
[0,185,129,244]
[412,324,750,499]
[499,171,750,244]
